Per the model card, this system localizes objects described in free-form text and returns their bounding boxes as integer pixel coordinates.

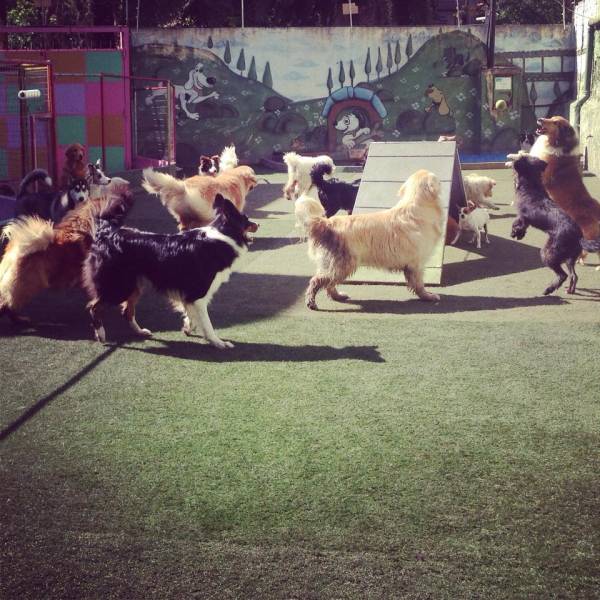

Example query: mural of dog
[145,62,219,121]
[334,112,372,150]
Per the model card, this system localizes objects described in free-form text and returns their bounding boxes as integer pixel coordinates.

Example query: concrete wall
[131,25,575,168]
[572,0,600,173]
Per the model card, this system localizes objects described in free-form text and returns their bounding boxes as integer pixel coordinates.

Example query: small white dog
[454,204,490,249]
[463,174,498,210]
[283,152,335,201]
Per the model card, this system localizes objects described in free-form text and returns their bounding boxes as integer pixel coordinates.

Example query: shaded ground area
[1,168,599,599]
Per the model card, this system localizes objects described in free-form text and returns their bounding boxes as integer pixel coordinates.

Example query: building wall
[0,47,128,183]
[572,0,600,174]
[131,25,575,167]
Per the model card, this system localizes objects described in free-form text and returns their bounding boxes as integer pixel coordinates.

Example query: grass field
[1,168,599,599]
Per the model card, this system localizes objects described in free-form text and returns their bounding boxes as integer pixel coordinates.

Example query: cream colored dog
[295,169,444,310]
[463,174,498,210]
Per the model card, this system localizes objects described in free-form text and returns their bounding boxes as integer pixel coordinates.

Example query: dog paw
[543,287,555,296]
[138,328,153,338]
[306,299,318,310]
[210,338,233,349]
[94,326,107,343]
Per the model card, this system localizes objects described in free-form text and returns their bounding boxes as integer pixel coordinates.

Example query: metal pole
[349,1,353,28]
[241,0,245,28]
[488,0,496,68]
[100,73,106,171]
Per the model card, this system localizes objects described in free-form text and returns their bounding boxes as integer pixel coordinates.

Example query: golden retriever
[142,166,257,230]
[295,169,444,310]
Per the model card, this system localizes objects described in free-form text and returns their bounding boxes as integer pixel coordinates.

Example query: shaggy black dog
[84,194,258,349]
[310,162,359,217]
[510,154,582,295]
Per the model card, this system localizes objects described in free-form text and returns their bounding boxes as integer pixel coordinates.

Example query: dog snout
[247,222,259,233]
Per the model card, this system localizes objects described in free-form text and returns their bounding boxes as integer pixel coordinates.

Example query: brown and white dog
[529,116,600,248]
[295,169,444,310]
[59,143,87,191]
[142,165,257,230]
[0,178,132,324]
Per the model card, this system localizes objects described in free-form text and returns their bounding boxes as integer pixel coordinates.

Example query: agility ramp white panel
[351,141,466,285]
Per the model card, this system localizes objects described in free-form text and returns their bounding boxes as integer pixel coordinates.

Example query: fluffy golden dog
[295,169,444,310]
[529,116,600,244]
[142,166,257,230]
[0,179,132,323]
[59,143,87,190]
[463,173,498,210]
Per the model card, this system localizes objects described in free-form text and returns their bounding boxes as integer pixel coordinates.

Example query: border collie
[83,194,258,349]
[310,163,359,217]
[198,146,239,176]
[87,159,112,198]
[519,132,536,153]
[509,154,582,295]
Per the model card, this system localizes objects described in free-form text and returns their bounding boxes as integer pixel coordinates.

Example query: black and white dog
[87,159,112,198]
[518,132,537,153]
[310,162,359,217]
[509,154,582,295]
[84,194,258,349]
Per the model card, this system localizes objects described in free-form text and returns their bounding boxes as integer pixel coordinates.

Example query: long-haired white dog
[283,152,335,201]
[463,174,498,210]
[295,169,444,310]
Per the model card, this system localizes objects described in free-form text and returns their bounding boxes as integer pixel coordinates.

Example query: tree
[364,48,372,82]
[375,47,383,80]
[207,35,213,48]
[262,61,273,88]
[247,56,257,80]
[406,34,413,61]
[236,48,246,75]
[338,61,345,88]
[224,40,232,65]
[349,60,355,87]
[394,40,401,71]
[386,42,393,76]
[326,67,333,95]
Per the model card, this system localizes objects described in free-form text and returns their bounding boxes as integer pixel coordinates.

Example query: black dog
[14,168,55,219]
[510,155,582,295]
[310,162,359,217]
[83,193,258,349]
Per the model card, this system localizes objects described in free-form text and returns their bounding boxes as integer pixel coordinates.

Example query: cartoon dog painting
[145,62,219,121]
[424,84,451,116]
[335,111,372,150]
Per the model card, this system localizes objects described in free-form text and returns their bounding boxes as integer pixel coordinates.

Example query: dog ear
[213,193,226,210]
[558,124,578,152]
[88,163,95,176]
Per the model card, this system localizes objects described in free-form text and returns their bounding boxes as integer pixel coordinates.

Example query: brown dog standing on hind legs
[295,169,444,310]
[528,116,600,255]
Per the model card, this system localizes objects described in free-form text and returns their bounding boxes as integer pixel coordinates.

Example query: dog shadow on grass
[319,293,566,315]
[443,234,548,286]
[114,338,385,364]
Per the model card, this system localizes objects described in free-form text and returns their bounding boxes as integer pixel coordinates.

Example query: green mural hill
[132,30,526,164]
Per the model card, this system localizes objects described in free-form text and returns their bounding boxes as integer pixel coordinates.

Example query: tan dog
[59,143,87,190]
[295,169,444,310]
[463,174,498,210]
[530,116,600,243]
[142,166,257,230]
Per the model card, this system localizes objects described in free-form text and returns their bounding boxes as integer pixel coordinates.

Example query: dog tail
[581,236,600,253]
[294,193,326,234]
[310,162,333,187]
[142,167,187,197]
[0,217,54,271]
[219,145,239,172]
[18,169,53,198]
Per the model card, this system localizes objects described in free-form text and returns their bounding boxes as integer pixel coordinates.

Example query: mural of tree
[338,61,346,88]
[394,40,401,71]
[375,47,383,80]
[406,34,413,61]
[349,60,355,87]
[224,40,231,65]
[262,61,273,88]
[327,67,333,95]
[529,81,538,109]
[236,48,246,75]
[248,56,257,80]
[386,42,393,76]
[364,48,372,82]
[207,35,213,49]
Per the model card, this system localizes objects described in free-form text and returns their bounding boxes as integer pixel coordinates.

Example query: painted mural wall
[131,25,575,167]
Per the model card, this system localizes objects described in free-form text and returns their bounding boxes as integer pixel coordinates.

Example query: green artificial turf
[1,168,599,599]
